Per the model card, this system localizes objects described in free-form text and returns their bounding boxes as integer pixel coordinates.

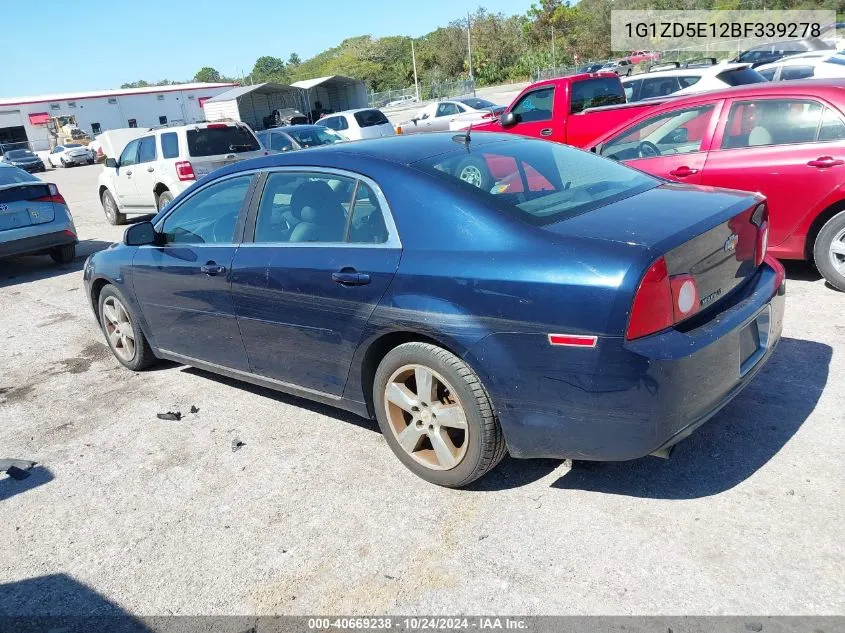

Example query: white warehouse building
[0,82,237,151]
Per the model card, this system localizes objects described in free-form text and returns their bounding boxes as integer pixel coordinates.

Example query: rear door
[131,173,257,369]
[231,169,401,395]
[186,124,263,180]
[702,96,845,251]
[599,101,722,184]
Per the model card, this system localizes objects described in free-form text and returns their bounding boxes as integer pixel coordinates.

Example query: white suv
[621,61,766,102]
[97,121,264,224]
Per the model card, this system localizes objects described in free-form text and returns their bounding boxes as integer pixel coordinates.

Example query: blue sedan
[83,132,785,487]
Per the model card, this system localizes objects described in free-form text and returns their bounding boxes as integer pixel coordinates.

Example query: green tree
[252,56,289,84]
[288,53,301,66]
[194,67,222,83]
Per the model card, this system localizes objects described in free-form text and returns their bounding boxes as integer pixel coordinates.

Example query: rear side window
[160,132,179,159]
[137,136,156,163]
[322,116,348,131]
[780,66,815,80]
[678,76,701,88]
[758,68,777,81]
[570,78,625,113]
[721,99,823,149]
[187,126,260,157]
[819,108,845,142]
[354,110,389,127]
[717,67,767,86]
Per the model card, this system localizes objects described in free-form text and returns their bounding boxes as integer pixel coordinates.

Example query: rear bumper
[0,230,77,258]
[468,259,786,461]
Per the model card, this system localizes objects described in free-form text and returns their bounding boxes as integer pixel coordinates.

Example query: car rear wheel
[101,189,126,225]
[454,156,494,191]
[373,342,506,487]
[60,158,67,168]
[156,190,173,211]
[50,244,75,264]
[98,286,156,371]
[814,209,845,292]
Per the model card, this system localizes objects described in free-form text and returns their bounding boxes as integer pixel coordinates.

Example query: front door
[232,170,401,396]
[131,173,256,370]
[598,102,721,185]
[130,135,158,209]
[499,86,557,141]
[702,97,845,250]
[114,139,140,208]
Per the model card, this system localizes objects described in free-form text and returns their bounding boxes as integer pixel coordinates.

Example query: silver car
[397,98,505,135]
[0,165,77,263]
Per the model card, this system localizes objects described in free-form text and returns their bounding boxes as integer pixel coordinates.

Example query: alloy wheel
[102,296,136,362]
[383,364,469,470]
[829,227,845,276]
[103,194,116,222]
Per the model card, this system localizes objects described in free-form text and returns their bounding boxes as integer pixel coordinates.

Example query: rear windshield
[570,77,626,113]
[287,127,344,147]
[5,150,35,159]
[187,126,260,157]
[65,143,83,148]
[413,139,657,226]
[353,110,390,128]
[717,67,767,86]
[0,166,39,186]
[458,98,496,109]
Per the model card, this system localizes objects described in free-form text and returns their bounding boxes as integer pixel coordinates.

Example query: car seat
[289,180,348,242]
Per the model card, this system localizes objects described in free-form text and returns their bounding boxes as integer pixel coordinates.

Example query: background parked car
[318,109,395,140]
[256,125,346,153]
[734,37,834,67]
[87,138,106,163]
[626,51,661,65]
[622,61,766,102]
[599,59,634,76]
[98,121,264,224]
[756,50,845,81]
[48,143,93,168]
[1,148,45,172]
[399,98,504,134]
[0,164,76,264]
[592,79,845,290]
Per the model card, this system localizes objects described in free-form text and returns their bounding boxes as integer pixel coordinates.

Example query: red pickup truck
[473,72,663,148]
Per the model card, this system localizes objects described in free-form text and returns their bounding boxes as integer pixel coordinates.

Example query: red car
[591,79,845,291]
[626,51,661,65]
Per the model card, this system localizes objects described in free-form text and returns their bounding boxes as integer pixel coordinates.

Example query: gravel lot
[1,162,843,617]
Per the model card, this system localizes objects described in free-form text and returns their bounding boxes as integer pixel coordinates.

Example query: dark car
[1,148,45,172]
[83,133,785,487]
[735,37,834,67]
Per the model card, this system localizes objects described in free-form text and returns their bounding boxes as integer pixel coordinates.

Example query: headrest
[291,180,336,218]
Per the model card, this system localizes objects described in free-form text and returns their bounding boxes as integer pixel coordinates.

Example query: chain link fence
[369,79,476,109]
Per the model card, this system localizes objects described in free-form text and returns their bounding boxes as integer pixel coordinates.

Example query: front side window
[161,175,253,244]
[414,138,657,226]
[570,78,625,113]
[137,136,156,163]
[436,103,461,117]
[511,87,554,123]
[601,105,715,161]
[721,99,823,149]
[119,139,139,166]
[781,66,815,80]
[160,132,179,159]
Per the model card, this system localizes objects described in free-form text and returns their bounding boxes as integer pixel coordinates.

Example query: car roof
[325,108,383,116]
[262,124,328,133]
[621,62,748,81]
[757,50,843,69]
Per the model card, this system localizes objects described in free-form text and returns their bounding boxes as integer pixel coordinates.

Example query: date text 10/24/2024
[307,617,528,630]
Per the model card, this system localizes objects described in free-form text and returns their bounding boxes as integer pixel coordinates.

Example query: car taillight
[752,202,769,267]
[626,257,700,341]
[206,123,229,129]
[175,161,195,181]
[34,183,66,206]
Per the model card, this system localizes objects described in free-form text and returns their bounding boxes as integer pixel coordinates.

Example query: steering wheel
[637,140,661,159]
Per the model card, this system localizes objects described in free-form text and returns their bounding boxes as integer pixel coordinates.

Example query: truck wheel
[454,156,494,191]
[813,209,845,292]
[156,190,173,211]
[102,190,126,225]
[373,342,506,487]
[50,244,76,264]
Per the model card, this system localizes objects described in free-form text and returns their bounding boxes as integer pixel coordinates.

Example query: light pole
[467,11,473,82]
[411,39,420,102]
[551,25,556,69]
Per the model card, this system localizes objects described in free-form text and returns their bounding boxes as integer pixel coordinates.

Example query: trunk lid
[0,183,56,231]
[548,182,762,309]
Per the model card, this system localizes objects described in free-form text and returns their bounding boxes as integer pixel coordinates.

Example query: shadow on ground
[0,466,53,502]
[549,337,831,499]
[782,260,821,282]
[0,239,112,289]
[0,574,150,631]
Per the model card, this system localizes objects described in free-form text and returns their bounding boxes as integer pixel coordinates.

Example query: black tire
[60,158,67,168]
[813,209,845,292]
[98,285,157,371]
[156,190,173,211]
[101,189,126,225]
[50,243,76,264]
[373,342,506,487]
[453,156,494,191]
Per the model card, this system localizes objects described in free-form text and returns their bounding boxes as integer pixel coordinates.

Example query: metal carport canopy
[290,76,368,113]
[204,83,307,129]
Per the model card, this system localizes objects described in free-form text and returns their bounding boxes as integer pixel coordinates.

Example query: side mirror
[104,157,118,169]
[500,111,517,128]
[124,221,158,246]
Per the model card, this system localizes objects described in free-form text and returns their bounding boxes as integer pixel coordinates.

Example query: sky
[0,0,535,98]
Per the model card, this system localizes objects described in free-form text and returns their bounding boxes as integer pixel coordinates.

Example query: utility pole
[551,25,556,69]
[467,11,473,81]
[411,39,420,102]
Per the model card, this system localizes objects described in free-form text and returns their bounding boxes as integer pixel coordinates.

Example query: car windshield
[0,166,39,185]
[187,126,260,156]
[286,127,344,147]
[6,150,35,159]
[413,139,657,226]
[459,98,496,110]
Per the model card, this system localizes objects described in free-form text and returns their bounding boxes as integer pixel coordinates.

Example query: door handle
[200,262,227,276]
[332,271,371,286]
[125,169,132,176]
[669,166,699,177]
[146,166,155,172]
[807,156,844,168]
[540,128,553,137]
